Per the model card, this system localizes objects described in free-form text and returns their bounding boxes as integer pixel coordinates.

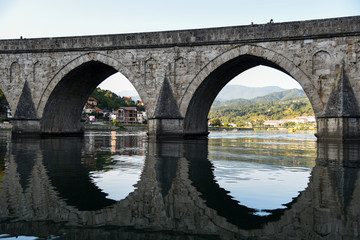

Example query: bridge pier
[11,119,41,136]
[11,119,85,137]
[316,117,360,141]
[148,118,184,137]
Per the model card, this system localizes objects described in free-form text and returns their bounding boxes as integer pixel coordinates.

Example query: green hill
[213,89,306,108]
[252,89,306,103]
[209,89,313,126]
[89,88,144,111]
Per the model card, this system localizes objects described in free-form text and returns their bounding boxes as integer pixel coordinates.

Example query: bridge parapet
[0,16,359,52]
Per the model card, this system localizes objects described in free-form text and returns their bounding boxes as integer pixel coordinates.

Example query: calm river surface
[0,130,359,239]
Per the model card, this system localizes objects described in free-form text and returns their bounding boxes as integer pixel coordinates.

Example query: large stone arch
[38,52,146,135]
[37,52,146,116]
[180,44,323,136]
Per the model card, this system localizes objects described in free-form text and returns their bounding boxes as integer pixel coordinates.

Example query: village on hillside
[83,96,147,124]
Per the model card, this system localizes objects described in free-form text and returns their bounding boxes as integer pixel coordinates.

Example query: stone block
[316,117,360,141]
[148,118,184,137]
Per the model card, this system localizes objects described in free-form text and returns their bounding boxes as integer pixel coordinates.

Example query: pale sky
[0,0,359,93]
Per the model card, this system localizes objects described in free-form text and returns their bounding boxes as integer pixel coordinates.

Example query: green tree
[210,118,221,127]
[282,122,296,128]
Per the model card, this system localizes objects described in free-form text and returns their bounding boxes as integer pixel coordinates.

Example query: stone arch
[38,52,146,135]
[180,44,322,136]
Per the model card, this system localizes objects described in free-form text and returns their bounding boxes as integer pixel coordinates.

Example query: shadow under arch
[182,45,321,136]
[39,137,117,211]
[39,53,146,135]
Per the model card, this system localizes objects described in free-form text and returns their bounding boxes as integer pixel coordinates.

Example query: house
[83,97,99,114]
[123,96,132,102]
[93,107,103,114]
[109,111,117,121]
[83,103,93,114]
[137,111,147,123]
[117,107,137,123]
[263,120,281,127]
[102,109,112,119]
[83,104,103,114]
[87,97,97,106]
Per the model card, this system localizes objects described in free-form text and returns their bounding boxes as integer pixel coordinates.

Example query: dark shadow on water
[40,137,117,211]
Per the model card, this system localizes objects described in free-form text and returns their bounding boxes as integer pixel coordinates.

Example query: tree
[282,122,296,128]
[210,118,221,127]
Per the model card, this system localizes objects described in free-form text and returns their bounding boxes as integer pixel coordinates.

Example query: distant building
[83,103,93,114]
[117,107,137,123]
[263,120,281,127]
[93,107,103,114]
[137,111,147,123]
[123,96,132,102]
[87,97,97,106]
[83,97,100,114]
[109,112,117,121]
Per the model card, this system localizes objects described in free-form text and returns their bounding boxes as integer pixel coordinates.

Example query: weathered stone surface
[13,81,37,119]
[0,16,359,139]
[152,77,182,119]
[324,66,360,117]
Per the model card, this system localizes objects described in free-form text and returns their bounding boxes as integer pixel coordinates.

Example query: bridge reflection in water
[0,132,359,239]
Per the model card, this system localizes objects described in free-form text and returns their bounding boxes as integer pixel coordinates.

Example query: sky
[0,0,359,93]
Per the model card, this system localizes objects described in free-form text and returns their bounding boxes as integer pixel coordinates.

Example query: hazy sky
[0,0,359,92]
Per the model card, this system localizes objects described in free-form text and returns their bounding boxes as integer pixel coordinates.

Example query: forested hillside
[89,88,145,111]
[209,89,313,126]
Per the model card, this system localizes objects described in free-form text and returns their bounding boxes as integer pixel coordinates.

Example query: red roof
[93,107,103,112]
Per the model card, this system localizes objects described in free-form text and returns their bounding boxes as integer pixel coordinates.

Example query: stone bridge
[1,136,360,239]
[0,16,360,140]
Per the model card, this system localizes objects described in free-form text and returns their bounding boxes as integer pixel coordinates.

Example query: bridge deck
[0,16,359,53]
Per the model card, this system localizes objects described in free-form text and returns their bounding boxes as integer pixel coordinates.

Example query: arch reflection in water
[0,131,360,239]
[208,131,316,217]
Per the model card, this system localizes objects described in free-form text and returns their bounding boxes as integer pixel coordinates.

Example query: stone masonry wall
[0,16,359,138]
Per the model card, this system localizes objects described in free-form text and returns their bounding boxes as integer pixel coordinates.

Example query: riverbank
[85,124,147,131]
[209,127,254,131]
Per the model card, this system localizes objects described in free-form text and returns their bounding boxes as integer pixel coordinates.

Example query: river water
[0,130,359,239]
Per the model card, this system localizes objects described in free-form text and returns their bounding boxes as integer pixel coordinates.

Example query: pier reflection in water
[0,131,359,239]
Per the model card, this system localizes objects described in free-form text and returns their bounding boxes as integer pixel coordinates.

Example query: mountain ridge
[216,85,287,101]
[212,88,306,108]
